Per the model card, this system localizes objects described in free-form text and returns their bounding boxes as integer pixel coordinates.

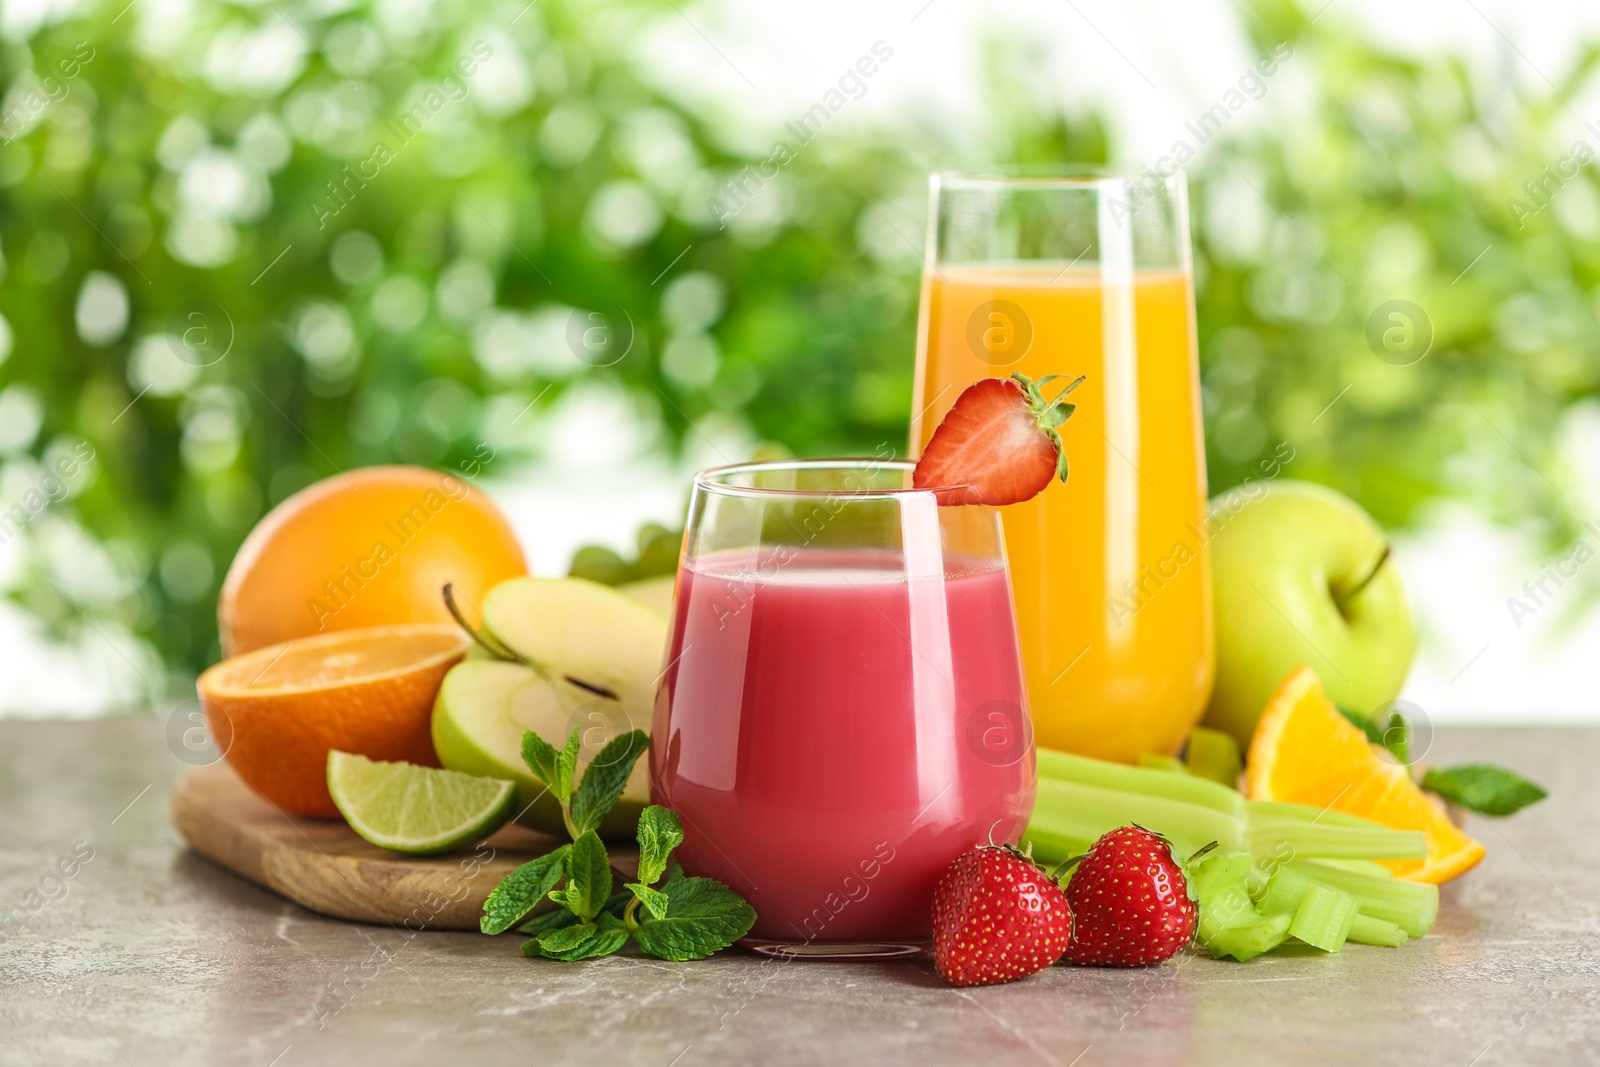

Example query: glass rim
[931,164,1186,192]
[692,458,976,501]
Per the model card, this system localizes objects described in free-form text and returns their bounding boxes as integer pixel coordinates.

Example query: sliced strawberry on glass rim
[913,372,1085,506]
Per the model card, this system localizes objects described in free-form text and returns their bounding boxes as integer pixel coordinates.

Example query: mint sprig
[631,876,757,961]
[571,730,649,836]
[1335,705,1547,818]
[634,804,686,885]
[1336,703,1412,764]
[481,845,570,935]
[481,726,756,962]
[1422,764,1547,817]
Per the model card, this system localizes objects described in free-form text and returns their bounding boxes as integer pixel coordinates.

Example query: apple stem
[440,583,532,667]
[440,583,624,703]
[1334,544,1392,615]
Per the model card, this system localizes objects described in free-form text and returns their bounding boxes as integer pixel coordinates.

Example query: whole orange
[199,624,471,817]
[218,466,527,656]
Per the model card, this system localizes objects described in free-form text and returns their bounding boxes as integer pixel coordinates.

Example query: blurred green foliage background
[0,0,1594,694]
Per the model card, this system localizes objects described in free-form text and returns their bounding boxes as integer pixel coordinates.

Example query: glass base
[740,938,931,960]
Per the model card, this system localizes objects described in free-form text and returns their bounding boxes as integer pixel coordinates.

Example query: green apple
[1201,480,1417,750]
[431,577,667,839]
[617,575,675,618]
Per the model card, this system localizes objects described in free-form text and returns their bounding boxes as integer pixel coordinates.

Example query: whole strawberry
[932,844,1074,987]
[1062,826,1196,967]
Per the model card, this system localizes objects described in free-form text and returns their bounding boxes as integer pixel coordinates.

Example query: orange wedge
[198,624,470,817]
[1246,665,1485,884]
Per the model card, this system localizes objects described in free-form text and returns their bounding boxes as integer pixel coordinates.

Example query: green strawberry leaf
[632,876,756,961]
[570,730,650,836]
[525,922,630,961]
[549,830,611,920]
[626,882,670,920]
[1423,764,1547,817]
[520,730,563,798]
[556,728,583,800]
[481,845,570,935]
[634,805,685,886]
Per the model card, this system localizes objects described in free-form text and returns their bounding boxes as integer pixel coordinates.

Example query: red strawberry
[913,372,1084,505]
[932,844,1074,987]
[1061,826,1196,967]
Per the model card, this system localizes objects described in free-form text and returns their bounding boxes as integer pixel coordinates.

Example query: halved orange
[198,624,470,817]
[1246,665,1485,884]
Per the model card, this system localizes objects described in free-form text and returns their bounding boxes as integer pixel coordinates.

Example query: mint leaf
[581,928,631,958]
[633,876,756,961]
[531,923,594,958]
[595,911,631,933]
[521,730,563,798]
[570,730,650,836]
[481,845,570,935]
[1423,764,1547,816]
[626,882,669,919]
[556,728,583,800]
[1335,705,1410,763]
[1336,704,1384,744]
[517,907,581,937]
[1378,713,1412,765]
[634,805,684,885]
[549,830,611,920]
[601,888,633,919]
[525,923,629,961]
[518,889,629,935]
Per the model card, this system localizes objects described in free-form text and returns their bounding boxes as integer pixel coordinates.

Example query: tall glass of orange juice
[911,169,1213,763]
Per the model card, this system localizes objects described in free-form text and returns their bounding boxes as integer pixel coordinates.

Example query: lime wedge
[327,751,517,854]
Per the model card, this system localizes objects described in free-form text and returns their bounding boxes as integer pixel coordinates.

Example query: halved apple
[431,577,667,839]
[617,575,675,618]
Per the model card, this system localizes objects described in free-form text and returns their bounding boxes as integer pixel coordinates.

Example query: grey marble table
[1,718,1596,1067]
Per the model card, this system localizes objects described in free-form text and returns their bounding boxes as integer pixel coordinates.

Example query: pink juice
[651,548,1035,948]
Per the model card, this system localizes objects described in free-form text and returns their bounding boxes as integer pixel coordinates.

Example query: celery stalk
[1288,860,1438,938]
[1247,821,1428,861]
[1206,912,1292,961]
[1192,852,1258,931]
[1138,753,1188,774]
[1192,851,1293,961]
[1030,777,1247,859]
[1347,913,1408,947]
[1246,800,1395,831]
[1309,858,1394,879]
[1019,824,1095,867]
[1254,865,1314,916]
[1037,748,1247,819]
[1185,727,1243,788]
[1288,883,1358,952]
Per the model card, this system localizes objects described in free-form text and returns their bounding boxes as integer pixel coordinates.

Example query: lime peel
[327,750,516,855]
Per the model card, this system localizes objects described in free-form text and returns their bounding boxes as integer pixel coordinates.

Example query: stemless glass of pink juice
[651,459,1035,958]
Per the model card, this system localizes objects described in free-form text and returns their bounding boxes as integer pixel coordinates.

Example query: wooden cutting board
[171,762,636,930]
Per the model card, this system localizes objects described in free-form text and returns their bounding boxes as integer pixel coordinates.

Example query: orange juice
[911,264,1213,762]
